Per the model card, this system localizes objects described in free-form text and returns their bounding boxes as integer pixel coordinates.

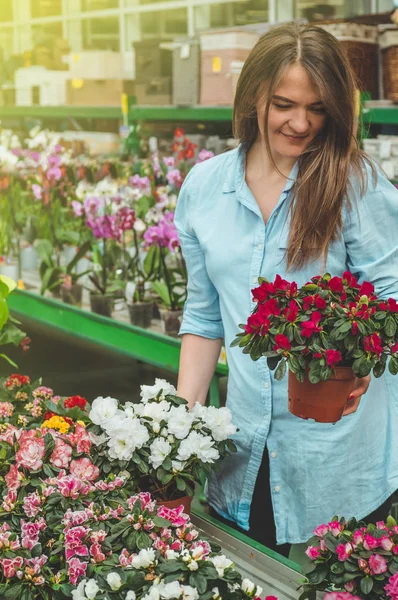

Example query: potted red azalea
[233,272,398,423]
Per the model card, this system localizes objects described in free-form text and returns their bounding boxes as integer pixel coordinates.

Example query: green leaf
[307,566,329,585]
[360,576,374,595]
[159,560,184,574]
[176,477,187,491]
[385,316,397,338]
[274,358,287,380]
[0,295,9,330]
[189,573,207,594]
[324,533,339,553]
[151,280,171,308]
[3,584,22,599]
[31,543,43,557]
[387,515,397,528]
[0,275,17,295]
[301,561,317,575]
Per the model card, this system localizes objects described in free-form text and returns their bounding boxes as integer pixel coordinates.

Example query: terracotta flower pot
[127,302,153,328]
[157,495,192,515]
[61,283,83,307]
[288,367,357,423]
[89,293,114,318]
[159,308,182,337]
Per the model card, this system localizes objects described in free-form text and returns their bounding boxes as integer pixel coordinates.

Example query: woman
[174,23,398,555]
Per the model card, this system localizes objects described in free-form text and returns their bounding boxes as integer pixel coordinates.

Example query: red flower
[284,299,299,322]
[286,281,298,298]
[388,298,398,313]
[352,321,359,335]
[379,301,388,311]
[273,334,291,351]
[314,295,327,309]
[262,298,281,317]
[5,374,30,389]
[20,337,31,353]
[43,411,56,421]
[174,127,185,138]
[392,342,398,354]
[359,281,375,297]
[273,274,289,291]
[300,311,323,338]
[325,349,342,366]
[363,333,383,358]
[342,271,359,288]
[328,277,344,294]
[251,281,275,303]
[64,395,87,410]
[244,313,270,336]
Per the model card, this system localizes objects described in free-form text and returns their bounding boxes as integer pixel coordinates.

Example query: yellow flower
[76,420,86,428]
[41,415,70,433]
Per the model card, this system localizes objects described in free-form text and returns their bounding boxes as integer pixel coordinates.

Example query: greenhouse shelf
[362,101,398,125]
[0,106,123,120]
[8,290,227,406]
[127,103,233,123]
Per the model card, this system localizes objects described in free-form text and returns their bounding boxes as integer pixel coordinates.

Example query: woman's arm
[177,334,223,408]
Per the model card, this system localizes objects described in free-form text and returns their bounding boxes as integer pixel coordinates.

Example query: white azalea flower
[142,585,160,600]
[190,403,207,420]
[159,581,182,599]
[181,586,199,600]
[177,431,219,463]
[102,409,129,434]
[137,400,171,422]
[165,549,179,560]
[85,580,100,599]
[90,396,119,428]
[106,572,122,591]
[167,405,194,440]
[107,423,136,461]
[126,593,136,600]
[212,555,233,577]
[131,547,156,569]
[172,460,185,473]
[187,560,198,571]
[149,438,172,469]
[140,379,177,403]
[72,580,87,600]
[242,579,262,597]
[212,588,221,600]
[203,406,237,442]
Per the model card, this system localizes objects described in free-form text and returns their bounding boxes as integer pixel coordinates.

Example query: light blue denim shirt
[174,145,398,544]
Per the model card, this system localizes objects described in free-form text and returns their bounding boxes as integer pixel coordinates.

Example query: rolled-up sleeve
[175,167,224,339]
[344,167,398,300]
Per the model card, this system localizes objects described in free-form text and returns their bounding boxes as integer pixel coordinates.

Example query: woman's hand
[342,375,371,416]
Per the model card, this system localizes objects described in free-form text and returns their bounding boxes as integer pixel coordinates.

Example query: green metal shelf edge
[8,290,228,377]
[363,107,398,125]
[128,104,233,122]
[0,106,123,120]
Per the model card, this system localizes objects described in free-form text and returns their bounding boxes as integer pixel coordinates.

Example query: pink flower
[369,554,388,575]
[50,439,73,469]
[90,542,106,563]
[324,593,361,600]
[305,546,321,560]
[337,543,353,562]
[16,431,45,471]
[190,540,211,559]
[0,556,23,579]
[69,423,91,454]
[32,184,42,200]
[128,492,155,512]
[328,521,343,537]
[352,530,364,547]
[344,582,356,593]
[65,526,90,561]
[67,557,87,585]
[314,524,329,538]
[72,201,84,217]
[25,555,47,574]
[157,504,190,527]
[381,537,395,551]
[386,573,398,599]
[5,465,23,493]
[23,492,42,518]
[197,149,214,163]
[70,458,100,482]
[2,490,16,512]
[57,475,90,499]
[364,533,380,550]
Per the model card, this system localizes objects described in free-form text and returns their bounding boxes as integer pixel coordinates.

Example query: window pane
[295,0,373,20]
[0,1,12,23]
[210,0,268,28]
[31,0,62,18]
[140,8,187,38]
[81,0,119,10]
[82,17,120,50]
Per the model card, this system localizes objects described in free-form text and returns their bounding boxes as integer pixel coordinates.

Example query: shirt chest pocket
[274,226,348,282]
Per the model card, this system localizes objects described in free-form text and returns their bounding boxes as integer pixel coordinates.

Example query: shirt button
[252,277,257,284]
[274,485,280,492]
[270,451,277,458]
[257,243,263,250]
[264,382,269,389]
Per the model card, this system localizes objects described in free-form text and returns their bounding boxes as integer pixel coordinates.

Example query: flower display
[0,375,263,600]
[88,378,237,501]
[301,515,398,600]
[233,272,398,383]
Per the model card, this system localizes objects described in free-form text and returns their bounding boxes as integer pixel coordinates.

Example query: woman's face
[257,63,328,160]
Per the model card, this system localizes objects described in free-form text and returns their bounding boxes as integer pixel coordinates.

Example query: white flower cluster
[89,379,237,468]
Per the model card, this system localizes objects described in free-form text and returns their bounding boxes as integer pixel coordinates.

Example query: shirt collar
[222,143,298,195]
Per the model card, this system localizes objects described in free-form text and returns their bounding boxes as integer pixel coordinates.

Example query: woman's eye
[273,103,291,110]
[310,107,326,114]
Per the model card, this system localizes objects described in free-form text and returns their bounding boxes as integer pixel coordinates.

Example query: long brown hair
[234,22,373,270]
